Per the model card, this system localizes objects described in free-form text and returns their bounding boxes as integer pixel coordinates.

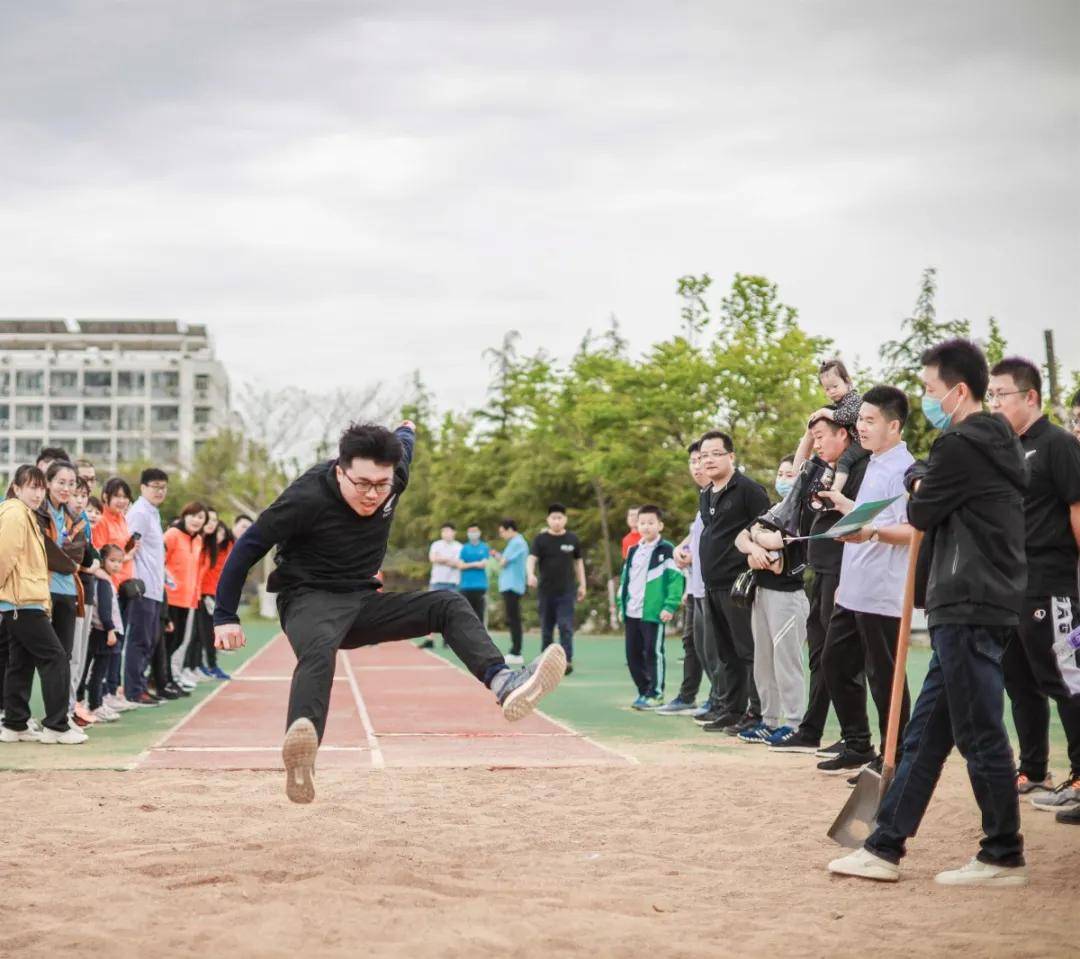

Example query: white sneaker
[827,847,900,882]
[93,706,119,723]
[0,725,42,743]
[27,718,41,733]
[39,726,89,745]
[181,668,201,685]
[934,858,1028,887]
[504,654,524,666]
[105,694,137,712]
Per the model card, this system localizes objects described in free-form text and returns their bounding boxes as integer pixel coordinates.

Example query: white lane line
[130,630,285,769]
[375,731,576,738]
[230,675,346,682]
[339,650,385,769]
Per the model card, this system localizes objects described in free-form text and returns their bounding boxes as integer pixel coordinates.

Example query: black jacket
[906,412,1028,628]
[699,471,770,589]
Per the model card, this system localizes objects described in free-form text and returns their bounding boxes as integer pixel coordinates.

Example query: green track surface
[2,623,1067,772]
[0,620,282,771]
[430,632,1069,767]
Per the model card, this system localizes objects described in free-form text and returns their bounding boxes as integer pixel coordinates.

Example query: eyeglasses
[145,483,168,492]
[985,389,1025,404]
[52,480,77,490]
[699,450,733,460]
[340,472,393,496]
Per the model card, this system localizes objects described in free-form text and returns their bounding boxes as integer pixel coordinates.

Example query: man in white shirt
[428,524,463,590]
[816,385,915,776]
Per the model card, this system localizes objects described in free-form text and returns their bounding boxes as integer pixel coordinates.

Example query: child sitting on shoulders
[617,505,685,711]
[807,358,864,494]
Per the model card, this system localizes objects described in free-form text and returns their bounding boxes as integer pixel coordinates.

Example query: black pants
[86,628,114,711]
[194,598,218,670]
[677,596,704,704]
[824,605,910,755]
[0,616,9,713]
[501,591,524,656]
[50,593,78,661]
[799,571,843,744]
[280,588,506,741]
[867,624,1022,867]
[1003,595,1080,780]
[705,586,760,720]
[460,589,486,624]
[2,609,70,732]
[538,590,575,662]
[625,617,666,698]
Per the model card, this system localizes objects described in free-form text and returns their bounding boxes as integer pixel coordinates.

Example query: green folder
[786,495,904,541]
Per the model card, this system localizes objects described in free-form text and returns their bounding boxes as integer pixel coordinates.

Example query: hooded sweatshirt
[906,411,1028,628]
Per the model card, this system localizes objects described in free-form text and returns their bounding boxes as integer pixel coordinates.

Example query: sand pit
[1,748,1075,959]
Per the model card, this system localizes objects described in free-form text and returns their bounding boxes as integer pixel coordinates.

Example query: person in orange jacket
[191,509,235,680]
[163,502,207,688]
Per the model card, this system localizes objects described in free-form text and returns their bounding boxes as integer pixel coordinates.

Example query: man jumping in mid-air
[213,419,567,803]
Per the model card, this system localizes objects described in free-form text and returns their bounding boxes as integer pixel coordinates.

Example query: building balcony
[49,420,79,432]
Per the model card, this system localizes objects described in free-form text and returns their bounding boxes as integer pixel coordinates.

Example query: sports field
[1,620,1074,958]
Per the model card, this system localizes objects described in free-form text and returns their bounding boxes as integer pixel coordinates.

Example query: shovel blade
[827,768,882,848]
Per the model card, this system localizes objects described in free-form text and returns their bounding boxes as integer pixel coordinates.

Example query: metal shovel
[828,529,923,847]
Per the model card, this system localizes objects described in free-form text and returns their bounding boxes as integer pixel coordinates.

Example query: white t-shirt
[429,539,462,586]
[626,539,659,619]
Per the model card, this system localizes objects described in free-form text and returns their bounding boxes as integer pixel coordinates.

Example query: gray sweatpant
[751,587,809,728]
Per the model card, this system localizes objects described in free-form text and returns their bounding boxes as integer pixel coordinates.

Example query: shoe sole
[934,872,1028,887]
[282,718,319,805]
[501,645,566,723]
[769,745,821,754]
[818,764,873,776]
[1030,797,1080,812]
[828,864,898,882]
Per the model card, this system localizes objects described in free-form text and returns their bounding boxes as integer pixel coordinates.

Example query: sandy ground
[1,747,1075,959]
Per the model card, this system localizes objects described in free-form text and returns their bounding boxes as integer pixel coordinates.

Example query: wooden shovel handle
[881,528,924,782]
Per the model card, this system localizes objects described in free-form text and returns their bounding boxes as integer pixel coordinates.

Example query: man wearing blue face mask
[830,338,1030,887]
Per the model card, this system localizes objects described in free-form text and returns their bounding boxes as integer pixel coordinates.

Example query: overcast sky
[1,1,1077,414]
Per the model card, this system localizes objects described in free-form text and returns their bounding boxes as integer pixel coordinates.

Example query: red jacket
[200,540,232,598]
[164,526,204,609]
[92,505,134,587]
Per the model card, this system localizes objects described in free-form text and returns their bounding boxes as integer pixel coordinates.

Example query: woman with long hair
[191,510,235,680]
[0,465,87,744]
[163,501,207,689]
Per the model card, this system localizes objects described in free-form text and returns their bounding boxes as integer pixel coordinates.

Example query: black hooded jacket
[906,411,1028,628]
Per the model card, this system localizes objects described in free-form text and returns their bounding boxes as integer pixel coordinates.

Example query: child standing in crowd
[70,477,104,725]
[617,506,685,710]
[496,520,529,666]
[808,359,865,495]
[0,466,87,744]
[86,544,125,722]
[734,457,810,745]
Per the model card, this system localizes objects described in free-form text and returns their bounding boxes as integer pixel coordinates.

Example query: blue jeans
[539,590,576,663]
[124,597,160,700]
[866,623,1024,867]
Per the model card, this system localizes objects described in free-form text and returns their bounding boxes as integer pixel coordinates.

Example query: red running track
[138,635,630,770]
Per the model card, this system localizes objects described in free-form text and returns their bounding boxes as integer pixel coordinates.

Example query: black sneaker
[418,639,435,649]
[564,663,574,676]
[157,686,180,701]
[846,755,884,786]
[701,712,742,733]
[1057,803,1080,825]
[768,730,821,754]
[818,747,876,775]
[815,739,844,759]
[693,708,726,726]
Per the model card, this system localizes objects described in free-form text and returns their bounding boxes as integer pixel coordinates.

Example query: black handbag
[730,568,758,608]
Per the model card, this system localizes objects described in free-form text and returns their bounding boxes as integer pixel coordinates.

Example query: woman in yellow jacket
[0,466,87,744]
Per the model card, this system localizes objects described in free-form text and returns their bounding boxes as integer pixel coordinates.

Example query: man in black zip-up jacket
[830,338,1030,888]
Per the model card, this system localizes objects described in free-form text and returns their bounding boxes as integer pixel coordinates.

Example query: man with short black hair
[696,430,769,733]
[831,338,1030,885]
[36,447,71,472]
[124,467,170,706]
[458,524,491,622]
[214,421,566,803]
[816,385,914,775]
[496,519,529,665]
[988,356,1080,815]
[527,504,586,674]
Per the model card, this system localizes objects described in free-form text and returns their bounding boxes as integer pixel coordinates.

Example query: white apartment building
[0,318,230,483]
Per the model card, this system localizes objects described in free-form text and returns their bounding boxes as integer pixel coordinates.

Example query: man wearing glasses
[988,358,1080,827]
[124,468,170,706]
[212,421,566,804]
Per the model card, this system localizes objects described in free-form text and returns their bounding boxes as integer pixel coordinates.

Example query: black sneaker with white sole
[815,739,844,759]
[701,712,742,733]
[817,747,877,775]
[769,731,821,754]
[846,755,884,786]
